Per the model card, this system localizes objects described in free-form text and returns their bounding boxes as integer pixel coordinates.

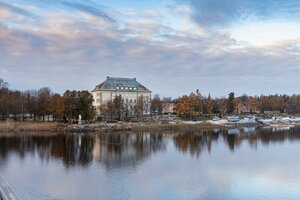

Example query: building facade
[92,77,151,117]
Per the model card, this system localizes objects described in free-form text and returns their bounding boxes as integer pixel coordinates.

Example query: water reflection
[0,127,300,168]
[173,127,300,156]
[173,130,221,157]
[1,128,300,200]
[0,133,167,169]
[93,133,167,169]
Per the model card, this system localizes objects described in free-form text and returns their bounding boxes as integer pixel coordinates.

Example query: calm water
[1,127,300,200]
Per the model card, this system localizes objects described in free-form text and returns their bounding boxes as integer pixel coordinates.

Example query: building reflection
[92,133,166,169]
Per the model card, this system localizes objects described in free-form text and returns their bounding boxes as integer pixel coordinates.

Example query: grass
[132,122,224,131]
[0,121,64,132]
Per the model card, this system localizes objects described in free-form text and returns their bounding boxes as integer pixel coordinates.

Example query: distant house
[92,76,151,117]
[236,102,259,115]
[263,111,281,116]
[162,103,176,114]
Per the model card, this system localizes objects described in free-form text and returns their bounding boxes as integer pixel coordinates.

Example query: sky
[1,0,300,98]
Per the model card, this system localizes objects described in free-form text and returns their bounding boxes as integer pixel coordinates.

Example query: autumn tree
[63,90,78,121]
[150,94,163,115]
[24,90,38,120]
[106,100,114,120]
[227,92,235,114]
[78,90,95,121]
[176,95,197,120]
[0,79,9,120]
[63,90,95,122]
[9,90,24,120]
[206,94,213,116]
[37,87,52,121]
[50,93,65,121]
[248,96,259,113]
[134,96,145,119]
[194,89,204,114]
[113,95,123,120]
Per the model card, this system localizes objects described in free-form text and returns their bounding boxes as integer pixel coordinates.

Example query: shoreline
[0,120,299,135]
[0,121,225,134]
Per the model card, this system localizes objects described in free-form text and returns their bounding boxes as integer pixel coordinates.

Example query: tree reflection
[1,128,300,168]
[173,130,221,157]
[172,127,300,157]
[0,132,167,169]
[0,134,95,168]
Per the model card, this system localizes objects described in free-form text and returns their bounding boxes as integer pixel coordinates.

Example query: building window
[116,86,119,89]
[125,87,128,90]
[133,87,137,90]
[121,87,124,89]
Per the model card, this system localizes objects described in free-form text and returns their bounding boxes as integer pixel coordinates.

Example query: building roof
[93,76,151,92]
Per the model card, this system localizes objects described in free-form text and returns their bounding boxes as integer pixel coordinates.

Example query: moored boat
[227,116,240,122]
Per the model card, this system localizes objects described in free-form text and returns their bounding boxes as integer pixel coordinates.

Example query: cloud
[0,7,12,20]
[189,0,300,27]
[1,0,300,97]
[61,1,115,22]
[0,1,37,18]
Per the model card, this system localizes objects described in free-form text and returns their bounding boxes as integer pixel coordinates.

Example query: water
[0,127,300,200]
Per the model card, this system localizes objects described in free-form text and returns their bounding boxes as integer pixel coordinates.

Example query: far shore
[0,121,226,134]
[1,119,299,135]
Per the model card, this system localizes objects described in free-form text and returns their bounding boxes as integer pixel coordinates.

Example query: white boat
[277,116,290,124]
[260,119,273,125]
[227,116,240,122]
[274,116,300,124]
[242,116,257,123]
[212,116,220,121]
[289,117,300,123]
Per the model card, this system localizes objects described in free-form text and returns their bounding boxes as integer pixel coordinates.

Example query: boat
[241,116,257,123]
[259,119,273,125]
[212,116,220,121]
[289,117,300,124]
[227,116,240,122]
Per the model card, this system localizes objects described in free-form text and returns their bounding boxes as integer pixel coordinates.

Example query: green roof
[94,76,151,92]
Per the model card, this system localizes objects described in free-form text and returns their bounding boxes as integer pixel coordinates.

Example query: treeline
[2,77,300,122]
[0,79,95,122]
[175,90,300,120]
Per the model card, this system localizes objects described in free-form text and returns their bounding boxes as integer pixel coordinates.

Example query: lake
[0,127,300,200]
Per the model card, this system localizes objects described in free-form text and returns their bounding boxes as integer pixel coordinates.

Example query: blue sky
[1,0,300,97]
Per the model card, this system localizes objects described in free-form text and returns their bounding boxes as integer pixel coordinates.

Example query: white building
[92,76,151,117]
